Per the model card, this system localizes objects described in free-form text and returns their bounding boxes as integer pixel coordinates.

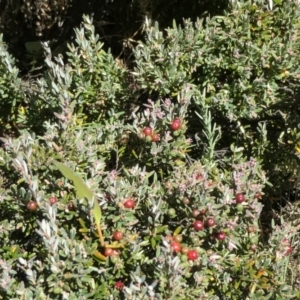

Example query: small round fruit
[207,249,214,256]
[247,226,256,233]
[254,192,262,200]
[113,231,124,241]
[187,250,198,261]
[181,246,189,254]
[115,280,124,290]
[145,135,152,142]
[235,193,245,203]
[216,231,226,241]
[104,248,114,257]
[180,255,188,262]
[49,196,58,205]
[250,236,259,244]
[206,218,216,227]
[67,202,75,211]
[168,208,176,217]
[172,130,181,137]
[124,198,135,209]
[174,234,183,243]
[27,201,38,211]
[143,127,153,136]
[199,208,206,215]
[191,236,200,245]
[193,220,204,231]
[182,197,190,205]
[192,209,200,219]
[171,241,181,253]
[236,204,244,212]
[171,120,181,131]
[151,133,160,142]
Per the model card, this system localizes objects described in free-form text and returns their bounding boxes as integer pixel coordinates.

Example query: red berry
[187,250,198,261]
[235,193,245,203]
[151,133,160,142]
[254,192,262,200]
[67,202,75,211]
[113,231,123,241]
[124,198,135,209]
[206,218,216,227]
[143,127,153,136]
[199,208,206,215]
[284,246,294,256]
[216,231,226,241]
[193,220,204,231]
[171,241,181,253]
[104,248,114,257]
[49,196,58,205]
[26,201,38,211]
[115,280,124,290]
[171,120,181,131]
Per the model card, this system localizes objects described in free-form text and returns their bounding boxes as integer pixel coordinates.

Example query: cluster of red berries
[191,209,226,241]
[104,231,124,258]
[143,127,160,142]
[142,118,182,142]
[167,235,199,261]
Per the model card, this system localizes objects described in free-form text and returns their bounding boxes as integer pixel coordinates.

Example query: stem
[97,223,105,246]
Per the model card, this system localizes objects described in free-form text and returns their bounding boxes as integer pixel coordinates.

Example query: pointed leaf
[93,197,102,227]
[53,161,93,201]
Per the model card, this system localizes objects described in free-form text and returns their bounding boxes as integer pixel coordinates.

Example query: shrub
[0,34,27,133]
[1,2,300,299]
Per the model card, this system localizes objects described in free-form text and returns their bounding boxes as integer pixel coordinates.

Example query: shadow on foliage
[0,0,230,74]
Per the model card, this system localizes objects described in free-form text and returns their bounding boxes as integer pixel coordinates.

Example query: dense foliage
[1,0,300,299]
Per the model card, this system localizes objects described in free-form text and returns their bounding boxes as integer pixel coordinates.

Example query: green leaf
[53,161,102,228]
[93,196,102,227]
[53,161,93,201]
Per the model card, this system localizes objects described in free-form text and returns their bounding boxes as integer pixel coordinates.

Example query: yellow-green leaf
[93,197,102,228]
[53,161,93,201]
